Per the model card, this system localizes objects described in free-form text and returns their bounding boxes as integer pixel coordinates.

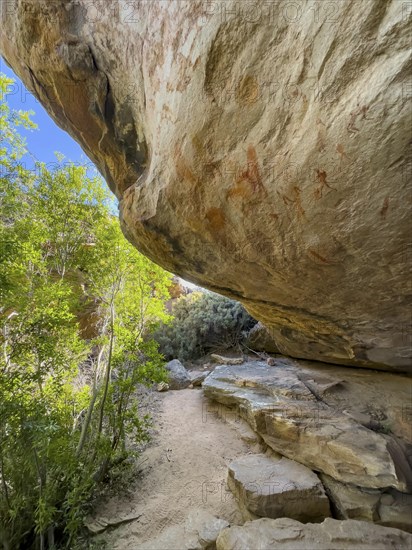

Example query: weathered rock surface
[244,322,279,354]
[203,360,412,491]
[209,401,264,447]
[164,359,191,390]
[119,509,229,550]
[1,0,411,371]
[379,491,412,534]
[189,510,230,550]
[321,474,412,533]
[216,517,412,550]
[190,370,210,386]
[228,454,331,522]
[210,354,244,365]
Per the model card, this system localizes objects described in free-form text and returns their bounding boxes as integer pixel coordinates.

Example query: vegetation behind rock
[155,291,256,361]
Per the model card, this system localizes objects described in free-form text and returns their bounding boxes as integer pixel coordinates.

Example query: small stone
[157,382,169,392]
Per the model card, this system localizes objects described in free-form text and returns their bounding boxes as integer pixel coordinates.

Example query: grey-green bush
[155,291,256,361]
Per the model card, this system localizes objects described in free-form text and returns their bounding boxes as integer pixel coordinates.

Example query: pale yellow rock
[321,474,412,533]
[1,0,411,371]
[216,517,412,550]
[210,354,244,365]
[203,361,412,491]
[228,454,331,522]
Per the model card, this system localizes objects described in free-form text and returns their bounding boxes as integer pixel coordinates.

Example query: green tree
[0,73,172,549]
[76,218,171,480]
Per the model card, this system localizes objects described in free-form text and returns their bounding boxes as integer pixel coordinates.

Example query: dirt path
[94,388,252,549]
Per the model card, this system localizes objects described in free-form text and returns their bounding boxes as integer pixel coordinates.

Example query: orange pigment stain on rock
[336,143,352,162]
[380,197,389,219]
[292,186,306,219]
[236,75,260,106]
[279,186,306,220]
[174,145,197,184]
[205,207,226,231]
[226,179,253,200]
[314,168,335,199]
[246,145,264,192]
[309,249,333,264]
[226,145,267,200]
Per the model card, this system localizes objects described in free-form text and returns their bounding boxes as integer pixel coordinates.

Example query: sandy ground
[89,359,412,548]
[93,388,252,549]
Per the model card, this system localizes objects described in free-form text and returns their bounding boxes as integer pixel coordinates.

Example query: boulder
[203,361,412,491]
[227,454,331,522]
[379,492,412,534]
[164,359,191,390]
[2,1,411,371]
[185,509,230,550]
[190,370,210,387]
[216,517,412,550]
[320,474,381,522]
[244,322,279,354]
[321,474,412,533]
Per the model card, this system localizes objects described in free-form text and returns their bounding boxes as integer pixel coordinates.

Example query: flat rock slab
[203,362,411,491]
[210,354,244,365]
[216,517,412,550]
[228,454,330,522]
[85,513,142,535]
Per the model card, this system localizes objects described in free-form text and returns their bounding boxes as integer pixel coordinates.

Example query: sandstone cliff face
[1,0,411,371]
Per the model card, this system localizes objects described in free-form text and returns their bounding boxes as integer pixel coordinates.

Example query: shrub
[155,291,256,361]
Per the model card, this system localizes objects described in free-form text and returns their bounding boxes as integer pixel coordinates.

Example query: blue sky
[1,56,119,215]
[1,57,92,169]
